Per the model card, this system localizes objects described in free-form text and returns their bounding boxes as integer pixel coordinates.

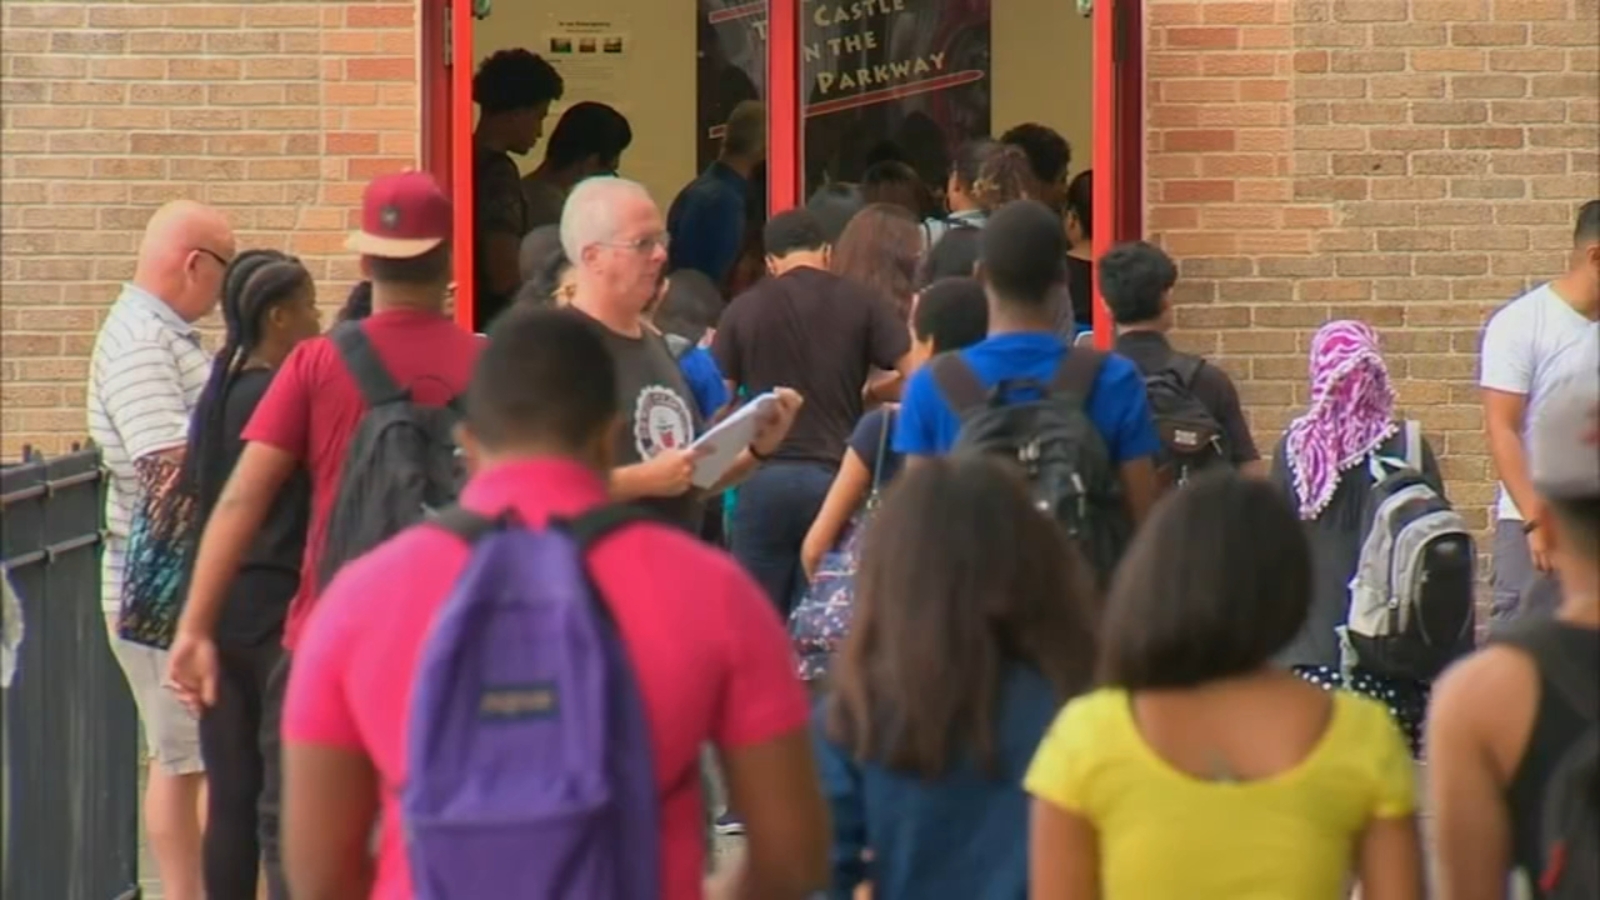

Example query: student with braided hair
[179,248,320,899]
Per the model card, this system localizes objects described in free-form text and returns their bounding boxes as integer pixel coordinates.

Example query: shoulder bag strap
[870,408,896,495]
[1052,346,1106,404]
[931,352,988,414]
[331,321,407,407]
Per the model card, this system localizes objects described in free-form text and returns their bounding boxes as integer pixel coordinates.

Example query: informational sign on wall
[696,0,992,195]
[542,17,634,113]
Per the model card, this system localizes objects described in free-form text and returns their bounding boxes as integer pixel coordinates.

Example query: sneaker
[713,812,746,836]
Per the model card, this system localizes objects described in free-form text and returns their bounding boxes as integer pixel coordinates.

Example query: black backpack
[933,347,1131,587]
[1143,354,1229,491]
[1495,622,1599,900]
[316,322,467,591]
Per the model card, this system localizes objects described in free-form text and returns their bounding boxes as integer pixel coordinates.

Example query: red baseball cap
[345,170,452,259]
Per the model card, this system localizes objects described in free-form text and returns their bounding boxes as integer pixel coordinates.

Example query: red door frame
[767,0,803,214]
[423,0,1143,333]
[1091,0,1145,350]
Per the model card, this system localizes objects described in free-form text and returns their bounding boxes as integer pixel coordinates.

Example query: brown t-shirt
[587,315,705,529]
[713,266,909,466]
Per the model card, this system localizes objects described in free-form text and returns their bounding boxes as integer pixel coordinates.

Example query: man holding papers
[560,176,801,529]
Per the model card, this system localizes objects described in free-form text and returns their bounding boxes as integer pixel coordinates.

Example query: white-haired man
[561,176,801,529]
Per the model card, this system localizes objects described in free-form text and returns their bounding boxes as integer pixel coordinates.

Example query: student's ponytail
[179,250,311,522]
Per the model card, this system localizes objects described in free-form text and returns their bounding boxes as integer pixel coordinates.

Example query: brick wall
[0,0,421,459]
[1147,0,1600,535]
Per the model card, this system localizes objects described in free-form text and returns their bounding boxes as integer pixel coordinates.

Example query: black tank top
[1499,620,1600,894]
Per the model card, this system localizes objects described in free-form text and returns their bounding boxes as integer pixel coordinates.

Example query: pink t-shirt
[283,458,810,900]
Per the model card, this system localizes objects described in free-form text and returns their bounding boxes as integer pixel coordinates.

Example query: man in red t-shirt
[282,308,827,899]
[169,171,482,897]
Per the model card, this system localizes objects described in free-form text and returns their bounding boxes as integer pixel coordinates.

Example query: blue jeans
[730,461,835,618]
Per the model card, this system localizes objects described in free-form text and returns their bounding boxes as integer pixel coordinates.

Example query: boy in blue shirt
[893,199,1163,526]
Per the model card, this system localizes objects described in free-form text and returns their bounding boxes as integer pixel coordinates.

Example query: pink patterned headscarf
[1284,320,1398,519]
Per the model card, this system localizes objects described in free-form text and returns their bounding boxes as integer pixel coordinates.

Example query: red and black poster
[697,0,992,199]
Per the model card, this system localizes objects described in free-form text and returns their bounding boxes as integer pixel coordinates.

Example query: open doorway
[420,0,1144,338]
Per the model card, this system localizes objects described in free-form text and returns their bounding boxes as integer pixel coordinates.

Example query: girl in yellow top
[1025,474,1424,900]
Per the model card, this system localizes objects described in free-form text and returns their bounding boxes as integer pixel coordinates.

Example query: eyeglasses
[194,247,231,268]
[601,234,670,254]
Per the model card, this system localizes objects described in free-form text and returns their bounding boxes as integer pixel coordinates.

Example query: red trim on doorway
[1114,0,1145,241]
[767,0,803,214]
[1090,0,1146,350]
[1091,0,1117,351]
[450,0,476,330]
[421,0,450,190]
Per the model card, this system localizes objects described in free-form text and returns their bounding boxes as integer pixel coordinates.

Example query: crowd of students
[82,46,1600,900]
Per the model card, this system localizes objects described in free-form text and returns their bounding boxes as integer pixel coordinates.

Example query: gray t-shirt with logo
[595,321,706,529]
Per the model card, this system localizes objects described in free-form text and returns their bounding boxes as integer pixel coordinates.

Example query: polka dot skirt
[1293,665,1431,759]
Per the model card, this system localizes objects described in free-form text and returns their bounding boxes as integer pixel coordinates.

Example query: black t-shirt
[713,267,909,466]
[1112,331,1261,466]
[213,369,310,645]
[1065,255,1094,327]
[473,144,530,330]
[588,317,706,529]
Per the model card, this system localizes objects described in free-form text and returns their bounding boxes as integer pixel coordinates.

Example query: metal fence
[1,445,141,900]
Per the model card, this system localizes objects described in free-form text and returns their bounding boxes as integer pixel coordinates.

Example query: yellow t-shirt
[1024,687,1415,899]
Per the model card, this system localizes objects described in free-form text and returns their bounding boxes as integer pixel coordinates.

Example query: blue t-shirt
[665,162,748,285]
[811,665,1061,900]
[676,344,729,420]
[892,331,1160,463]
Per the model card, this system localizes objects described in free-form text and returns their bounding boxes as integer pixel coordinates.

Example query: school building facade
[2,0,1598,534]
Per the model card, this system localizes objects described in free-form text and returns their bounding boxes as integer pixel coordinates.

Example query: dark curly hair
[472,49,564,115]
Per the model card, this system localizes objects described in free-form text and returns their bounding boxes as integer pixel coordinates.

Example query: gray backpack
[315,322,467,591]
[1340,421,1475,682]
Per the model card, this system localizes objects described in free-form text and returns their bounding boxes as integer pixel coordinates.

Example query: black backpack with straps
[1144,353,1229,491]
[1495,621,1600,900]
[316,322,468,590]
[933,347,1132,587]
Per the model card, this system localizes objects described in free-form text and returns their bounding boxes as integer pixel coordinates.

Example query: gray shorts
[104,614,204,776]
[1490,521,1561,630]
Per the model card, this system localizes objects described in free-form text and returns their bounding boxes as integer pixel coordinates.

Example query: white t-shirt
[87,284,211,613]
[1479,282,1600,520]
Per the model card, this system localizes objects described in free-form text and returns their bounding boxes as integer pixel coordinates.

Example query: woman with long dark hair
[816,456,1099,900]
[832,202,923,322]
[179,249,320,899]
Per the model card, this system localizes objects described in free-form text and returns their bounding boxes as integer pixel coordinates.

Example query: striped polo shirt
[87,284,211,614]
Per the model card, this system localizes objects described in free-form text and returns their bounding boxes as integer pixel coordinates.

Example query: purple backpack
[403,505,661,899]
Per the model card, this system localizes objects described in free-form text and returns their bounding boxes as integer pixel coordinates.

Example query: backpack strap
[331,321,408,407]
[1170,353,1206,388]
[430,506,501,544]
[1402,420,1422,472]
[560,504,661,551]
[1495,621,1599,723]
[1052,346,1106,404]
[931,353,987,415]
